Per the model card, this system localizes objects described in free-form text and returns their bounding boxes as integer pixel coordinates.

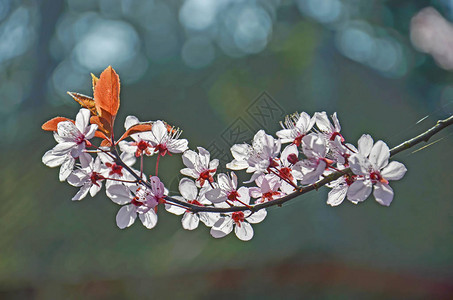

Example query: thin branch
[113,115,453,214]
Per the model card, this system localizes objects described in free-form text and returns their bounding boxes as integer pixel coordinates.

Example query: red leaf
[93,66,120,127]
[117,123,153,143]
[90,115,113,138]
[67,92,97,115]
[42,117,74,131]
[100,139,112,147]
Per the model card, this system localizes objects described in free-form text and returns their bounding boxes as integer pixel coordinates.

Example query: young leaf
[42,117,74,131]
[93,66,120,125]
[67,92,97,115]
[117,123,153,143]
[91,73,99,93]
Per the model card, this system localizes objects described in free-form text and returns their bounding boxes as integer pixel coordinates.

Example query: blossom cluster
[42,66,408,241]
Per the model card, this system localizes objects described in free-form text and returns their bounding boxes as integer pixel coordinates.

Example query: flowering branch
[42,66,453,241]
[158,115,451,213]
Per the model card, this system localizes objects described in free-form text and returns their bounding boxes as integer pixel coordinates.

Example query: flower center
[345,174,356,186]
[106,162,123,176]
[131,197,143,206]
[279,167,294,181]
[232,211,245,226]
[262,191,280,202]
[75,134,85,145]
[287,153,299,165]
[90,172,105,185]
[155,144,168,156]
[227,190,240,202]
[293,135,304,147]
[370,171,388,184]
[330,132,344,142]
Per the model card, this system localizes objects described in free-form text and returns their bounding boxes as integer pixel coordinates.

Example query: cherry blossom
[293,133,332,185]
[107,176,166,229]
[314,111,344,143]
[180,147,219,187]
[347,137,407,206]
[147,120,188,156]
[205,172,250,205]
[227,130,281,182]
[118,116,155,157]
[67,153,105,200]
[210,208,267,241]
[249,174,283,204]
[51,108,98,158]
[165,178,220,230]
[98,151,138,188]
[42,149,76,181]
[277,111,315,146]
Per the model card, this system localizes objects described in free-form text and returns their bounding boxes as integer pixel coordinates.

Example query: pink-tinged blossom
[277,112,315,146]
[52,108,98,158]
[107,176,166,229]
[249,174,283,204]
[205,172,250,205]
[326,174,358,206]
[273,144,300,194]
[325,134,374,206]
[148,120,188,156]
[293,134,332,185]
[98,151,137,188]
[165,178,220,230]
[347,137,407,206]
[314,111,344,143]
[42,109,98,181]
[210,208,267,241]
[67,154,106,201]
[227,130,281,183]
[118,116,155,157]
[42,150,76,181]
[180,147,219,187]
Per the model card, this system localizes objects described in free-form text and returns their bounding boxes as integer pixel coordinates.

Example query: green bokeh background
[1,0,453,298]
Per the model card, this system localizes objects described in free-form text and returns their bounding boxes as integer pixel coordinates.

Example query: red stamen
[232,211,245,227]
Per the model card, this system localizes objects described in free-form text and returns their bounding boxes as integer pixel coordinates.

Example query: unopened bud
[287,153,299,164]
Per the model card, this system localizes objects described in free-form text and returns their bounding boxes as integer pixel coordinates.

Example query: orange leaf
[93,66,120,127]
[91,73,98,93]
[117,123,153,143]
[67,92,97,115]
[90,115,113,138]
[94,130,110,140]
[42,117,74,131]
[100,139,112,147]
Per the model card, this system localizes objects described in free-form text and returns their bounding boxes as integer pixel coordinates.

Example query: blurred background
[1,0,453,298]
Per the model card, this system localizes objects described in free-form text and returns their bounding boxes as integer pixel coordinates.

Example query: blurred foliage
[1,0,453,298]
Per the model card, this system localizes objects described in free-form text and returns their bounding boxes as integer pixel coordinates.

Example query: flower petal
[373,183,394,206]
[234,222,254,241]
[72,183,90,201]
[370,140,390,170]
[116,205,137,229]
[246,209,267,224]
[139,209,158,229]
[327,184,347,206]
[210,217,233,238]
[181,212,199,230]
[347,180,372,202]
[381,161,407,181]
[107,184,132,205]
[357,134,374,157]
[179,178,198,200]
[75,108,91,133]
